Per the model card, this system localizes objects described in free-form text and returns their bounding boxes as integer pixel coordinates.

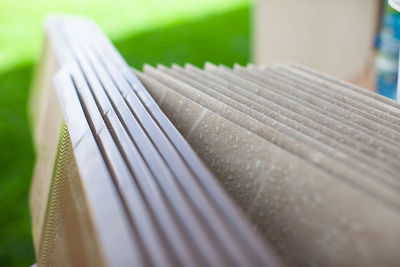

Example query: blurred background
[0,0,398,266]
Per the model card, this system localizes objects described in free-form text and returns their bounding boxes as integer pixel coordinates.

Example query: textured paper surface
[140,63,400,267]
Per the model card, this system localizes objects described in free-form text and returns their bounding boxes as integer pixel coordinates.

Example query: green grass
[0,1,250,266]
[117,7,250,69]
[0,0,250,72]
[0,63,35,266]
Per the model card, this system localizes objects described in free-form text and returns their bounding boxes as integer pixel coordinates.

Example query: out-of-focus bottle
[375,2,400,100]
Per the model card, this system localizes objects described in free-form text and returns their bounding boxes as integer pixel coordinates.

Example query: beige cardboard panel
[253,0,379,80]
[32,14,399,267]
[55,65,154,267]
[64,150,104,267]
[34,17,286,267]
[182,64,400,176]
[34,63,142,267]
[31,62,93,262]
[143,65,400,211]
[159,66,400,205]
[38,124,105,267]
[43,18,281,266]
[30,42,60,149]
[138,71,400,267]
[70,32,259,265]
[138,72,261,210]
[133,73,282,266]
[166,66,400,190]
[29,81,63,256]
[175,64,400,180]
[204,64,400,160]
[67,20,278,265]
[218,63,400,148]
[29,37,51,139]
[233,66,400,145]
[248,65,400,136]
[270,65,400,127]
[288,63,400,112]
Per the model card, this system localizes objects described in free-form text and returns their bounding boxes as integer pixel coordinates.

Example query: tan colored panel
[29,79,63,255]
[253,0,379,80]
[138,71,400,267]
[37,123,104,267]
[29,40,60,148]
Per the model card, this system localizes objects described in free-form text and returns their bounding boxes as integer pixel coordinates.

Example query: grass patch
[0,0,250,71]
[117,7,250,69]
[0,63,35,266]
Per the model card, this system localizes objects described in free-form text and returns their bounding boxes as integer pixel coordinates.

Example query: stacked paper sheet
[29,17,281,267]
[30,15,400,267]
[138,62,400,267]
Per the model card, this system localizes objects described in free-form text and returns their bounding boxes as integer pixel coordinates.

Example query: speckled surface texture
[138,63,400,267]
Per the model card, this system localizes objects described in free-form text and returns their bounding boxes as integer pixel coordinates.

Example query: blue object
[375,1,400,100]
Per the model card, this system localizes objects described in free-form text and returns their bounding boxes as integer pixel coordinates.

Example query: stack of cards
[29,17,281,267]
[30,15,400,267]
[138,62,400,267]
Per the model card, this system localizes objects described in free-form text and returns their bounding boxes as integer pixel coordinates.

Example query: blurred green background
[0,0,251,265]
